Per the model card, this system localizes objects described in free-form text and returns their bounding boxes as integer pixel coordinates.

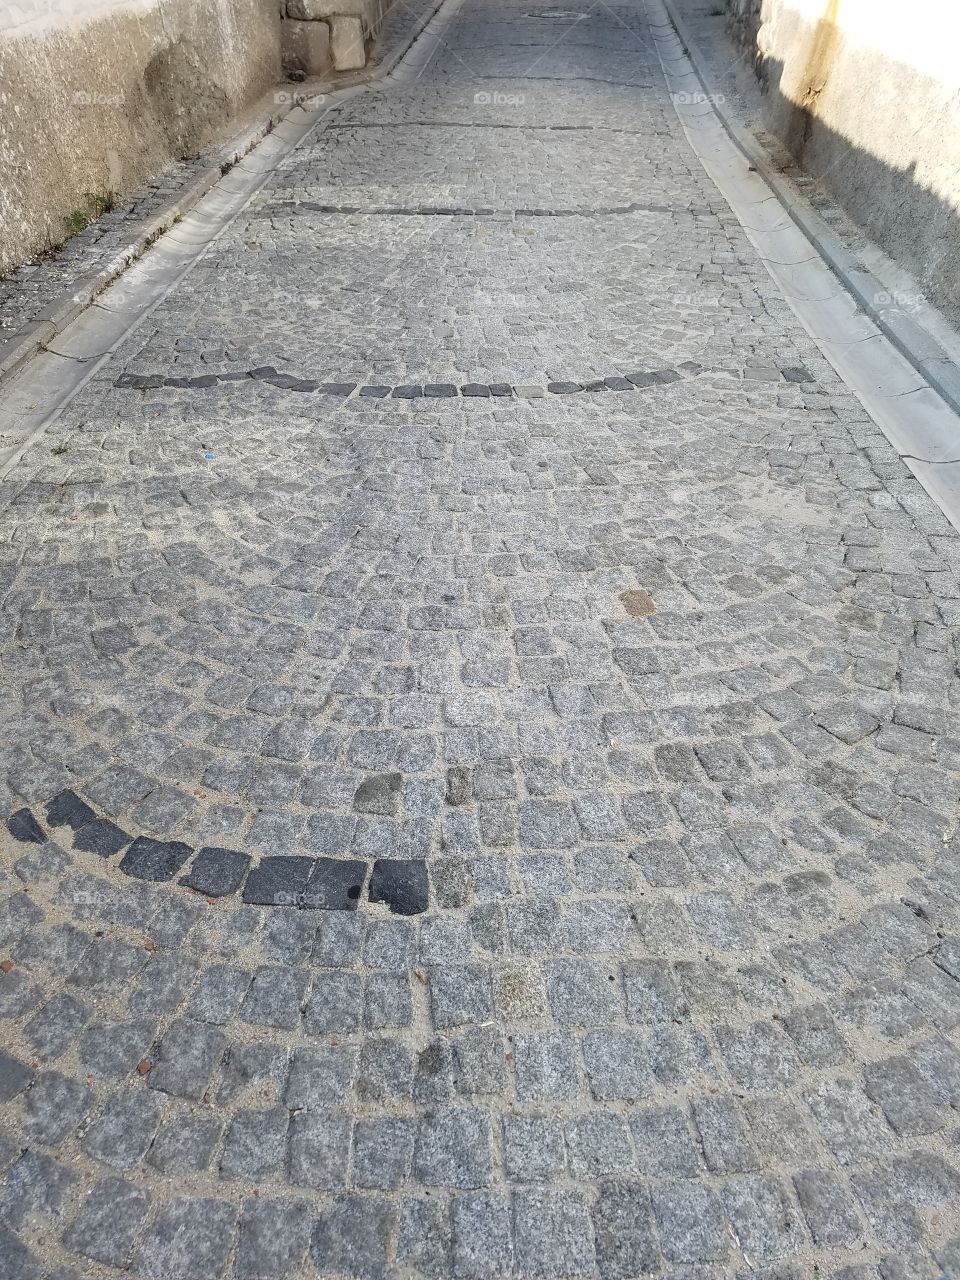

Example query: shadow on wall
[143,37,231,155]
[730,0,960,329]
[0,0,280,278]
[776,0,839,155]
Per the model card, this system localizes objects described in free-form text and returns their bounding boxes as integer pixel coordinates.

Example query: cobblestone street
[3,0,960,1275]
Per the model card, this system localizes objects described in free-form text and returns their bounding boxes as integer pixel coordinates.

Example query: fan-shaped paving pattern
[2,0,960,1275]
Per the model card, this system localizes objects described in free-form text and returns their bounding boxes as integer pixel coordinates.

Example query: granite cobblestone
[0,0,959,1274]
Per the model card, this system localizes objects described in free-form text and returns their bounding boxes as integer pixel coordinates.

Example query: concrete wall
[0,0,283,275]
[728,0,960,326]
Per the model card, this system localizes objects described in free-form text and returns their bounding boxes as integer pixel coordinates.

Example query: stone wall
[0,0,283,277]
[727,0,960,326]
[726,0,762,53]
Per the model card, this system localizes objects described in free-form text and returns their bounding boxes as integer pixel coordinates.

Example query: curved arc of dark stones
[5,796,428,916]
[111,363,738,397]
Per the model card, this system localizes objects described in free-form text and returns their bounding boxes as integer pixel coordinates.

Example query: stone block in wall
[330,15,366,70]
[288,0,378,29]
[281,17,332,75]
[287,0,328,17]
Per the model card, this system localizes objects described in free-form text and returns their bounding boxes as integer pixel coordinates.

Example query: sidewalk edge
[657,0,960,419]
[0,0,446,390]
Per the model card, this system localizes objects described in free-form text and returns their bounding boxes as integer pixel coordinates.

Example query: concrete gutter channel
[0,103,291,388]
[0,0,465,483]
[4,0,960,533]
[0,0,451,389]
[658,0,960,419]
[649,0,960,532]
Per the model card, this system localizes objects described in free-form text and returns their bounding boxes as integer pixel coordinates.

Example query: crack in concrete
[900,454,960,467]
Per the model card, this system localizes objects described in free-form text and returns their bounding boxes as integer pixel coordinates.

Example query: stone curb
[0,0,462,487]
[650,0,960,532]
[0,0,447,391]
[657,0,960,418]
[0,107,296,386]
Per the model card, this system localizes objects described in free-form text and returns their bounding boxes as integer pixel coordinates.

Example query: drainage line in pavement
[255,200,691,218]
[466,73,655,87]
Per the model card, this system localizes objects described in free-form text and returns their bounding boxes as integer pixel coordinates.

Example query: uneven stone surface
[1,0,960,1276]
[0,0,436,353]
[331,15,367,71]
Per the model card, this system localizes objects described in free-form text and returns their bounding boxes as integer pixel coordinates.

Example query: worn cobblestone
[1,0,959,1273]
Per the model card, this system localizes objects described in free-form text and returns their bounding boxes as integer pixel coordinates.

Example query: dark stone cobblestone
[1,0,960,1275]
[9,804,429,913]
[114,361,722,398]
